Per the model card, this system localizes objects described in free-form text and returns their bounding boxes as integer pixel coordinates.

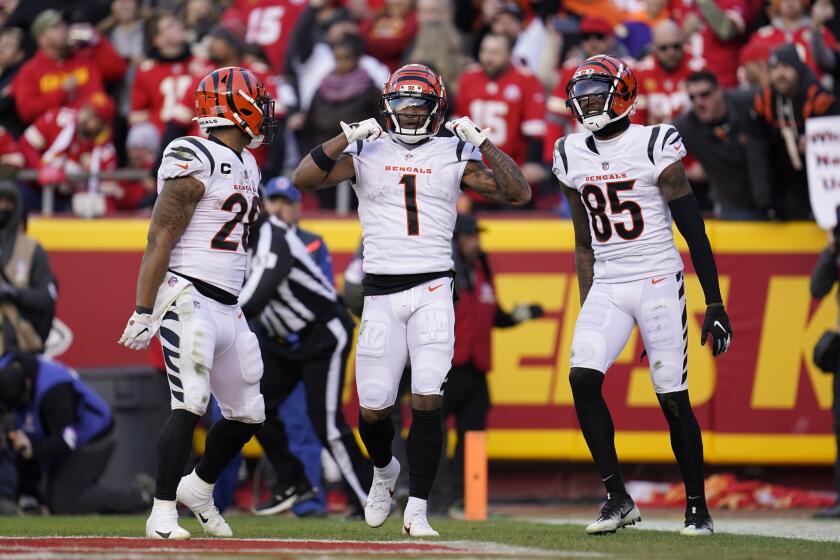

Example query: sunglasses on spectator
[582,33,606,41]
[656,43,683,52]
[688,89,714,101]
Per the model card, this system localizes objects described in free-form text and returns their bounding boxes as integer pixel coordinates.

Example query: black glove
[701,303,732,357]
[511,304,544,323]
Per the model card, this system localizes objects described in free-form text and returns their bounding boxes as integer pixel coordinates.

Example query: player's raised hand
[340,118,383,143]
[445,117,490,147]
[700,303,732,357]
[119,311,154,350]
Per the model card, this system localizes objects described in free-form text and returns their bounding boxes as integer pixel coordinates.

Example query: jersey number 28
[212,193,261,251]
[580,180,644,242]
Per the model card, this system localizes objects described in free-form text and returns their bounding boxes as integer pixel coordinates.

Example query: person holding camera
[810,222,840,519]
[11,9,126,125]
[0,353,151,514]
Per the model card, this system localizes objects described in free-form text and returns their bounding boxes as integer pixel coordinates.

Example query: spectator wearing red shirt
[360,0,418,72]
[12,10,127,125]
[544,17,628,161]
[19,93,120,214]
[742,0,837,78]
[431,213,543,512]
[129,14,197,134]
[635,20,706,125]
[670,0,751,88]
[223,0,309,75]
[456,33,546,191]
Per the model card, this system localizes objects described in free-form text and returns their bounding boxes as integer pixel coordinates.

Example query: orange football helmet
[194,66,277,147]
[380,64,447,143]
[565,55,638,132]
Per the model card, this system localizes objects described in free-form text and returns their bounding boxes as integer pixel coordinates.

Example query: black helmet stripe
[211,70,222,116]
[225,67,237,116]
[239,67,252,93]
[394,75,435,88]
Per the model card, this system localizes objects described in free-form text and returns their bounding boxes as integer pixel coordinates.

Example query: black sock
[358,412,394,468]
[569,368,628,496]
[407,408,443,500]
[195,418,262,484]
[657,390,707,513]
[155,409,201,500]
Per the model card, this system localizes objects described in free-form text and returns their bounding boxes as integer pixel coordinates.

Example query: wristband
[310,144,337,174]
[135,305,153,315]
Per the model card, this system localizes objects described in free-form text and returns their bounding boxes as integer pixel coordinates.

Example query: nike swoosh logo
[651,277,666,285]
[198,513,208,523]
[428,284,444,292]
[713,320,726,332]
[687,495,702,500]
[174,163,189,170]
[602,474,615,482]
[155,531,171,538]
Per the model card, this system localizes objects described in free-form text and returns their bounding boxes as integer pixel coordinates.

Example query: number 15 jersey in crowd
[158,136,261,295]
[344,136,481,275]
[552,124,687,283]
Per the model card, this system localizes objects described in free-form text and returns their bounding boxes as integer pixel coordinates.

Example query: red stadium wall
[30,218,836,465]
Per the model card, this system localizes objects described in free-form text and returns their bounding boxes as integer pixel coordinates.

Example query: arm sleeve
[32,383,78,463]
[812,27,837,73]
[158,137,212,185]
[239,221,293,318]
[494,304,517,328]
[669,193,723,305]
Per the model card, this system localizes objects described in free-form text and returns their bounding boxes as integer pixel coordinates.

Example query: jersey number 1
[212,193,261,251]
[581,180,644,242]
[400,174,419,236]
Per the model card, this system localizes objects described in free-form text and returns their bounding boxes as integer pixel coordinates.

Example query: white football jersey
[344,136,482,275]
[158,136,261,295]
[553,124,686,283]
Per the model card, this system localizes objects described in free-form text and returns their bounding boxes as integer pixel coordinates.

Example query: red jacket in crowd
[360,10,418,72]
[130,55,201,134]
[12,37,127,124]
[634,53,706,125]
[744,23,837,78]
[669,0,751,88]
[456,63,546,166]
[223,0,309,75]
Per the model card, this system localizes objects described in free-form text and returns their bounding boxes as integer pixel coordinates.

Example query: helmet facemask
[566,75,635,132]
[381,92,444,144]
[233,88,278,148]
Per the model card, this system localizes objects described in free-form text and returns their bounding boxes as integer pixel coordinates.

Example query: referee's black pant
[255,309,372,506]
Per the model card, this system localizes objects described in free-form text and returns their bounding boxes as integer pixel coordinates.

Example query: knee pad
[357,368,397,411]
[569,367,604,396]
[648,350,686,394]
[411,366,447,396]
[236,331,264,385]
[219,392,265,424]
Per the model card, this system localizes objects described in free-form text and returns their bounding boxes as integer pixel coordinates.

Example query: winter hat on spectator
[739,39,771,66]
[769,44,814,83]
[83,92,117,123]
[31,9,64,38]
[498,3,525,21]
[207,21,246,57]
[126,122,161,153]
[580,16,613,37]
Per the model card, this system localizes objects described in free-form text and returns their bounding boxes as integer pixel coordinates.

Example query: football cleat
[586,493,641,535]
[254,481,318,516]
[176,472,232,537]
[402,510,440,537]
[145,508,190,540]
[365,458,400,528]
[681,507,714,535]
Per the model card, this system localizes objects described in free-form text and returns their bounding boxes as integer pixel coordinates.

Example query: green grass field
[2,515,839,559]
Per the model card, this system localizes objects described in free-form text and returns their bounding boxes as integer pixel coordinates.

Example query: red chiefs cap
[83,92,116,123]
[579,16,613,37]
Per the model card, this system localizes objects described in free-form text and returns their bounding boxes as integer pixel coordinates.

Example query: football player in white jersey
[553,55,733,536]
[292,63,530,536]
[119,67,277,539]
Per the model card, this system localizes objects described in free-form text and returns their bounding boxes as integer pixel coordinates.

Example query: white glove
[445,117,489,147]
[340,118,383,143]
[119,311,154,350]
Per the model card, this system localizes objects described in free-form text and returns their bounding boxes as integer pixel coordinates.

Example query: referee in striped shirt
[239,179,371,515]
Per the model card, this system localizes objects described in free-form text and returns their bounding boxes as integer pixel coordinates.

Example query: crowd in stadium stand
[0,0,836,220]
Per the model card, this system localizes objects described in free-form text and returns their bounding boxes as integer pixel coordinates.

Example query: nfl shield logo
[405,152,414,161]
[601,161,609,170]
